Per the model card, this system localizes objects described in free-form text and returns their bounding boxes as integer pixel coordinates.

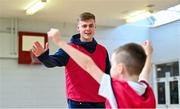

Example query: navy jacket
[38,34,111,74]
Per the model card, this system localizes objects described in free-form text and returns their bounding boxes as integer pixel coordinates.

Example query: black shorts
[67,99,105,108]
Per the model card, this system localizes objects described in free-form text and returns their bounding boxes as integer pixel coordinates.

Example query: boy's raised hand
[139,40,153,81]
[142,40,153,56]
[47,28,63,46]
[32,28,62,57]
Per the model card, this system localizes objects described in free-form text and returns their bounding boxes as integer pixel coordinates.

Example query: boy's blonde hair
[113,43,146,76]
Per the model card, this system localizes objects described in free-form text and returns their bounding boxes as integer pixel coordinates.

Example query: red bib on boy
[106,79,156,108]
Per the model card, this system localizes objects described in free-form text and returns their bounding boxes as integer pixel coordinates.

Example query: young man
[32,12,110,108]
[45,28,156,108]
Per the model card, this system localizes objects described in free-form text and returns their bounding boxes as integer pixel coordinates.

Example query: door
[156,61,180,108]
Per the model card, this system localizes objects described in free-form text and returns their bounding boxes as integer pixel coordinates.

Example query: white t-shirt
[98,74,147,108]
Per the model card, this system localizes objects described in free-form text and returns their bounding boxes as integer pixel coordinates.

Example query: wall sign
[18,31,48,64]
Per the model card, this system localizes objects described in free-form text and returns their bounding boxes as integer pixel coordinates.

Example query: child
[44,28,156,108]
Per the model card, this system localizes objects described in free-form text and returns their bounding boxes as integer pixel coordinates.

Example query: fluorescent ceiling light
[127,4,180,27]
[124,10,152,23]
[26,0,47,15]
[152,10,180,27]
[168,4,180,12]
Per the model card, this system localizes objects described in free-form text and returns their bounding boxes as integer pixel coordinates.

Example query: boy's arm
[139,40,153,82]
[48,28,104,83]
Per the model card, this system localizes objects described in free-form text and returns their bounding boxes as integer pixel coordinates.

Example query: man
[32,12,111,108]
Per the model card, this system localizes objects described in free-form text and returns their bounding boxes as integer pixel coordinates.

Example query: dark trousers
[67,99,105,108]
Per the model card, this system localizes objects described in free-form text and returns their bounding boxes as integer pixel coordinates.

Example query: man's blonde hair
[78,12,95,21]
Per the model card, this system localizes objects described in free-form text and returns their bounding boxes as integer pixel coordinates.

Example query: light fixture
[168,4,180,12]
[124,10,152,23]
[26,0,47,15]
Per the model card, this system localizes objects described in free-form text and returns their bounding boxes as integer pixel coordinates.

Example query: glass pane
[156,61,179,78]
[170,62,179,77]
[170,81,179,104]
[156,64,166,78]
[157,82,166,104]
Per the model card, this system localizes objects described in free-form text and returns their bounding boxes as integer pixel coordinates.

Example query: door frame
[153,60,180,108]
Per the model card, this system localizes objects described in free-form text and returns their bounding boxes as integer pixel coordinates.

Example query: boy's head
[110,43,146,79]
[77,12,96,42]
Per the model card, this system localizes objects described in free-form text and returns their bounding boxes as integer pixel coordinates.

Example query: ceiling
[0,0,179,27]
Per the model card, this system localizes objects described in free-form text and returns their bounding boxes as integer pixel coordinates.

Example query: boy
[34,28,156,108]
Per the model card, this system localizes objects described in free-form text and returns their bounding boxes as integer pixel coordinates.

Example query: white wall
[95,23,150,57]
[0,58,66,108]
[0,18,73,108]
[150,20,180,63]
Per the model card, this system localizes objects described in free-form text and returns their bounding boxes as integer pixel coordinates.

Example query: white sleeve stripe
[99,74,118,108]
